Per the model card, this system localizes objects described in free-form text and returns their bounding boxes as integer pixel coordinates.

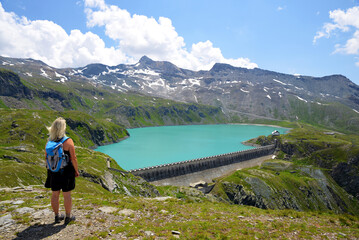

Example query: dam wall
[130,144,275,182]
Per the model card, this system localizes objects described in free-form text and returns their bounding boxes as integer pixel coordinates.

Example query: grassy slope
[0,185,359,239]
[0,109,158,197]
[212,124,359,214]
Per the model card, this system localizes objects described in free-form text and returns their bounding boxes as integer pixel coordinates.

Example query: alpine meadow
[1,0,359,239]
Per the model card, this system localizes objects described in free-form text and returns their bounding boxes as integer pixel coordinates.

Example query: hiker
[44,117,79,224]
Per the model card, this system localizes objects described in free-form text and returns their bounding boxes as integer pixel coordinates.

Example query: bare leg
[51,191,61,215]
[63,191,72,217]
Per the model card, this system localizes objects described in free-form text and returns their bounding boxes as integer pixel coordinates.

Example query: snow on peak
[123,68,160,77]
[266,95,271,99]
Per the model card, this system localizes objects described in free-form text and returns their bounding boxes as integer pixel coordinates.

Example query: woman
[45,117,79,224]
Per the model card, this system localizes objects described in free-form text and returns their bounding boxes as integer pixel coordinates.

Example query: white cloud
[314,6,359,64]
[84,0,257,70]
[0,1,257,70]
[0,2,127,68]
[84,0,106,10]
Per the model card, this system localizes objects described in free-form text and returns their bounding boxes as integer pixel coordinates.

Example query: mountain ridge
[1,55,359,133]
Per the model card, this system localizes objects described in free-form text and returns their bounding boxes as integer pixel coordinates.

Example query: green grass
[211,158,359,215]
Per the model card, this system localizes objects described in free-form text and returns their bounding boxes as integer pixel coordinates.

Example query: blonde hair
[48,117,67,141]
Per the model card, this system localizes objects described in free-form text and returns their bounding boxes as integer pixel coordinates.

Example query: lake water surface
[96,124,288,170]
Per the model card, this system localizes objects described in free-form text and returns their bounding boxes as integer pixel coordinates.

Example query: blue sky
[1,0,359,84]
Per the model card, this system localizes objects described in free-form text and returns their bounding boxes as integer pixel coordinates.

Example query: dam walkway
[129,144,275,184]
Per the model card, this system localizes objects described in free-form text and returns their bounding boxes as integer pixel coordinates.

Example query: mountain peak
[139,56,154,64]
[210,63,237,72]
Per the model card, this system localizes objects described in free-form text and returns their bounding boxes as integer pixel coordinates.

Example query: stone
[0,214,15,228]
[16,207,35,214]
[238,215,245,219]
[152,196,173,201]
[12,200,24,205]
[172,230,181,236]
[160,210,169,214]
[118,209,136,216]
[99,206,118,213]
[122,186,132,196]
[144,231,154,236]
[32,209,52,219]
[190,180,207,188]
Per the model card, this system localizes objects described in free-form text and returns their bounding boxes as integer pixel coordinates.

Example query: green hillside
[0,68,227,128]
[1,68,359,239]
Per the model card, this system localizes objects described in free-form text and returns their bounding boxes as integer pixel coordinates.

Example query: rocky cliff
[212,160,359,215]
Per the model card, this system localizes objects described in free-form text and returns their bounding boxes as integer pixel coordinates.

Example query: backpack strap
[60,136,70,144]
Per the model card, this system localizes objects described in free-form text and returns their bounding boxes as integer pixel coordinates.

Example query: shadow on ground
[13,222,67,240]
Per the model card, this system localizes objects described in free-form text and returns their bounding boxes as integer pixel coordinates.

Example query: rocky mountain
[1,55,359,132]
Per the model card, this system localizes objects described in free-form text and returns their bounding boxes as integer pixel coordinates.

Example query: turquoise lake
[95,124,288,170]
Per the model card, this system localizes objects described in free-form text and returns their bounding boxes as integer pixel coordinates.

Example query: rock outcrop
[212,160,359,215]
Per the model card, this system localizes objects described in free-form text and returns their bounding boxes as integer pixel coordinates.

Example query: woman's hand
[75,170,80,177]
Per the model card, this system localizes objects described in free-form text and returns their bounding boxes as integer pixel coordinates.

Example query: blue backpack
[45,137,70,172]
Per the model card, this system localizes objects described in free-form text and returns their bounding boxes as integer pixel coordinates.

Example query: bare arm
[64,138,80,177]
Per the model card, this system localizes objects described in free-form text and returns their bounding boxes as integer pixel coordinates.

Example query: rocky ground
[1,186,359,239]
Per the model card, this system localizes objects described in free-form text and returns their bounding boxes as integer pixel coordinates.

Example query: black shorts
[44,165,75,192]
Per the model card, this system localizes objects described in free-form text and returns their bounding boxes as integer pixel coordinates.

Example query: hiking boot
[64,215,76,225]
[54,214,65,223]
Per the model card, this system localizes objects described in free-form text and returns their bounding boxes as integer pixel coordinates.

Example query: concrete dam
[129,144,276,182]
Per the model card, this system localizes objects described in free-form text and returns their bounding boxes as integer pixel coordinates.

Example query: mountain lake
[95,124,289,170]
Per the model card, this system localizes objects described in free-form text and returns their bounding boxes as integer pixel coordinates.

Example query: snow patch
[40,68,50,79]
[278,92,282,98]
[295,95,308,103]
[73,67,87,75]
[266,95,271,100]
[25,72,32,77]
[240,88,249,93]
[353,109,359,114]
[246,81,254,86]
[55,72,67,82]
[263,87,268,92]
[107,67,120,74]
[122,81,131,88]
[273,79,287,85]
[148,78,165,88]
[188,78,201,87]
[123,68,160,77]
